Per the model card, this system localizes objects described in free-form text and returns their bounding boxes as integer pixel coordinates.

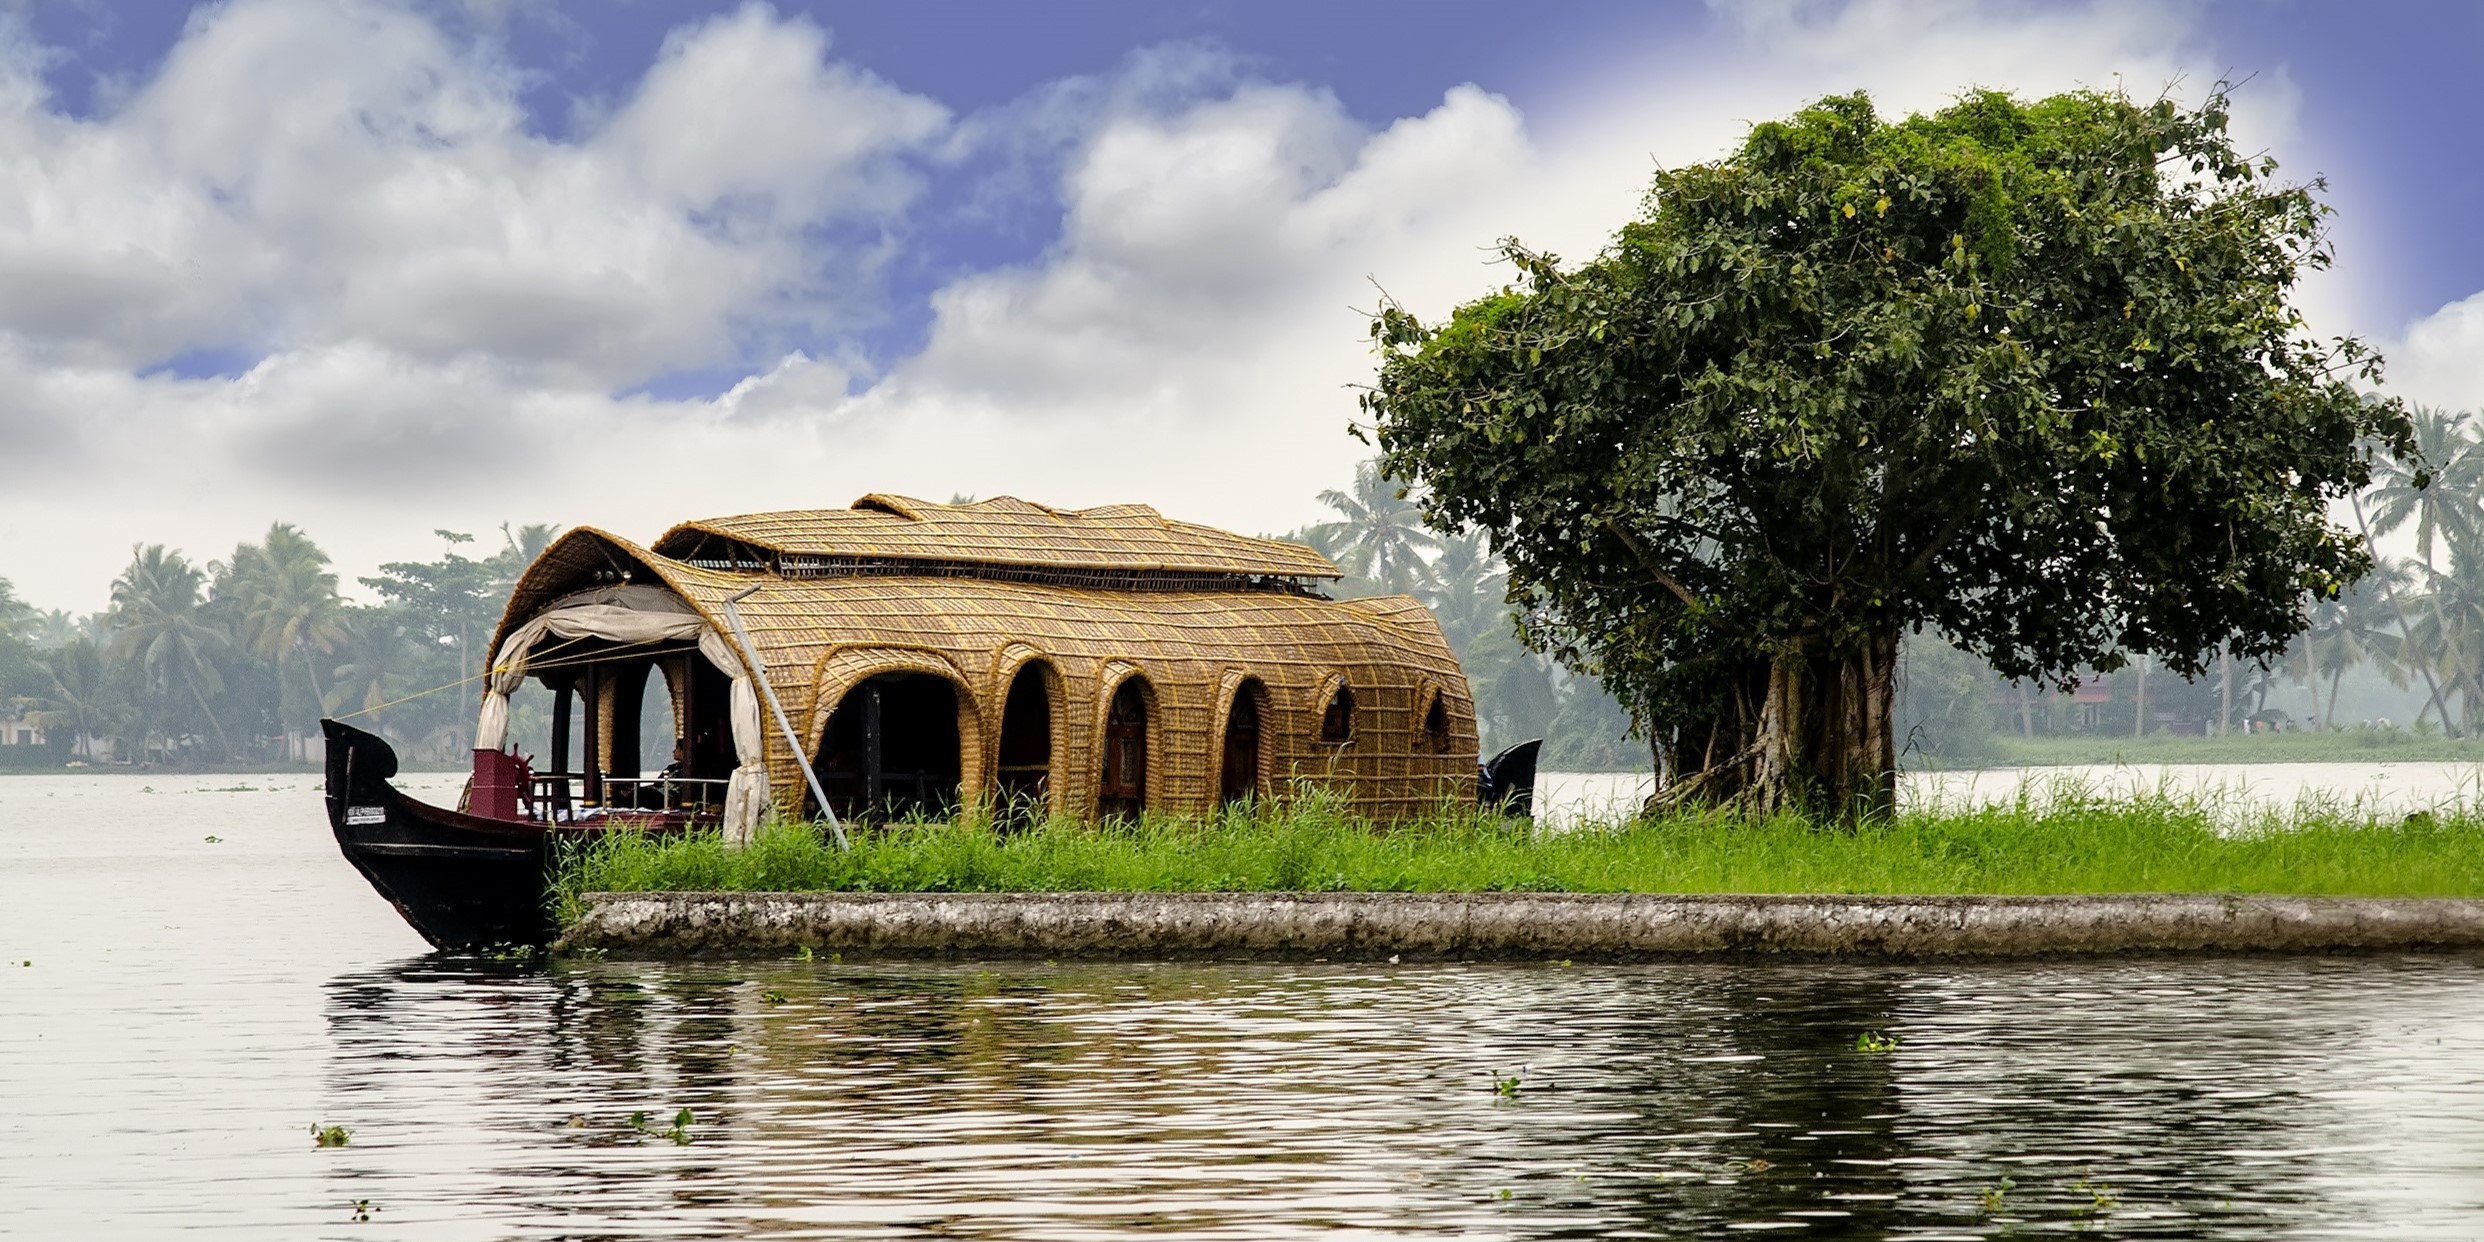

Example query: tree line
[0,524,555,767]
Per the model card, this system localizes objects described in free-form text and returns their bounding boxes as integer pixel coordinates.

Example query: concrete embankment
[558,891,2484,960]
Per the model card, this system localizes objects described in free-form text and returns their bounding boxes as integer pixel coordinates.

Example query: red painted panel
[471,748,523,821]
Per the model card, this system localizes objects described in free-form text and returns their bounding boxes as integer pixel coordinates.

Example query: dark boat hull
[1478,739,1543,815]
[323,719,557,949]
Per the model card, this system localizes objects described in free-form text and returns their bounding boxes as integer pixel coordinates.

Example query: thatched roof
[651,494,1339,580]
[491,500,1473,820]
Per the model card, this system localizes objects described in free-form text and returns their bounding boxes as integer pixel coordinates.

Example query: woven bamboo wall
[494,525,1479,821]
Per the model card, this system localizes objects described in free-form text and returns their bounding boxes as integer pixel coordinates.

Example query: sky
[2,0,2480,613]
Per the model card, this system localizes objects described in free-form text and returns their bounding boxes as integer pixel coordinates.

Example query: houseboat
[323,494,1539,948]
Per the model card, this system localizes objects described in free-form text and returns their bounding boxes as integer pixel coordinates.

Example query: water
[5,772,2484,1238]
[1546,762,2484,825]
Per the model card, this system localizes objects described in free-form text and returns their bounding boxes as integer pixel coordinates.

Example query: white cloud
[824,0,2233,538]
[604,3,943,219]
[0,0,941,387]
[0,0,2360,613]
[2386,292,2484,410]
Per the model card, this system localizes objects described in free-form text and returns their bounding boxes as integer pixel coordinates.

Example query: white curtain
[473,584,770,844]
[719,669,768,846]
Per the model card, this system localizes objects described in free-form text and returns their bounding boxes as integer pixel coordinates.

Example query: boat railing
[524,773,729,820]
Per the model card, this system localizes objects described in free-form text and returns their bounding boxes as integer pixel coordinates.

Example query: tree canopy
[1361,87,2410,814]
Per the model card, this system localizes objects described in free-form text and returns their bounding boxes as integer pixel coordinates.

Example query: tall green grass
[554,782,2484,920]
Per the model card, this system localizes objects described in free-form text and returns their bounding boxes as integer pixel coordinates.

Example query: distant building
[0,710,58,768]
[2070,681,2112,731]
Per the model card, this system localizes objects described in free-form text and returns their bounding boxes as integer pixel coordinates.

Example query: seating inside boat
[508,636,735,821]
[467,583,751,826]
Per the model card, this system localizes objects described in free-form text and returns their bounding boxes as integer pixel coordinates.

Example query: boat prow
[1479,739,1543,815]
[322,719,556,950]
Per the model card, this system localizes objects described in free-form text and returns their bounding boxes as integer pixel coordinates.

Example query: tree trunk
[1652,629,1900,820]
[2301,644,2317,733]
[297,640,329,719]
[2218,651,2232,737]
[2016,682,2033,737]
[185,667,234,758]
[2132,656,2148,738]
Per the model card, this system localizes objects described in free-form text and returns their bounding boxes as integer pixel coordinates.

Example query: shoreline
[558,891,2484,960]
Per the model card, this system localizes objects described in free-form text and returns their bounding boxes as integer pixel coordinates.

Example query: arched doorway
[994,662,1055,823]
[1218,678,1267,806]
[810,674,963,823]
[1098,678,1150,820]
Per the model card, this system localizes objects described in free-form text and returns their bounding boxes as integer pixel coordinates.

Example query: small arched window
[1098,678,1149,820]
[1319,682,1356,744]
[1422,692,1451,754]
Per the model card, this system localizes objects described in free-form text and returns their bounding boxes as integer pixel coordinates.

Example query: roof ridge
[647,496,1341,580]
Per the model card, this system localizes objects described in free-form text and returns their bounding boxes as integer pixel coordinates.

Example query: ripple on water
[3,775,2483,1238]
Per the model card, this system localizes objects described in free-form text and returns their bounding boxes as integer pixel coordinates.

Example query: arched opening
[1098,678,1150,820]
[604,659,647,783]
[557,646,722,814]
[636,662,676,774]
[994,662,1055,823]
[1320,680,1357,744]
[1422,691,1452,754]
[1219,678,1268,806]
[474,578,738,821]
[809,674,963,823]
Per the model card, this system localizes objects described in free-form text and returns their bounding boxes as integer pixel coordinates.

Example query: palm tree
[224,524,348,751]
[2289,572,2410,728]
[1465,623,1559,751]
[2357,407,2482,734]
[325,611,424,726]
[22,638,125,760]
[1311,461,1441,596]
[25,609,76,648]
[2408,560,2484,735]
[2365,407,2483,568]
[0,577,30,640]
[108,544,234,759]
[1420,530,1509,654]
[488,522,562,596]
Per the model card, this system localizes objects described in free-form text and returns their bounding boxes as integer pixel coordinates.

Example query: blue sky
[1,0,2478,609]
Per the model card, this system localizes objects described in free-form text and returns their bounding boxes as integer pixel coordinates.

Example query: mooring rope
[331,671,490,720]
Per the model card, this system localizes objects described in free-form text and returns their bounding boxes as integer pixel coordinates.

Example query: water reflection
[317,954,2484,1238]
[7,775,2481,1238]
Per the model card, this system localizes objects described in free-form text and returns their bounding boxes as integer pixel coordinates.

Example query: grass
[553,781,2484,919]
[1958,728,2484,768]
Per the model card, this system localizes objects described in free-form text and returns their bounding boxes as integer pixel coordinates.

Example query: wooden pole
[583,664,603,806]
[723,586,847,849]
[551,682,572,774]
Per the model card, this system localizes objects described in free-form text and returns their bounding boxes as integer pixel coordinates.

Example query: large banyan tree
[1362,88,2411,816]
